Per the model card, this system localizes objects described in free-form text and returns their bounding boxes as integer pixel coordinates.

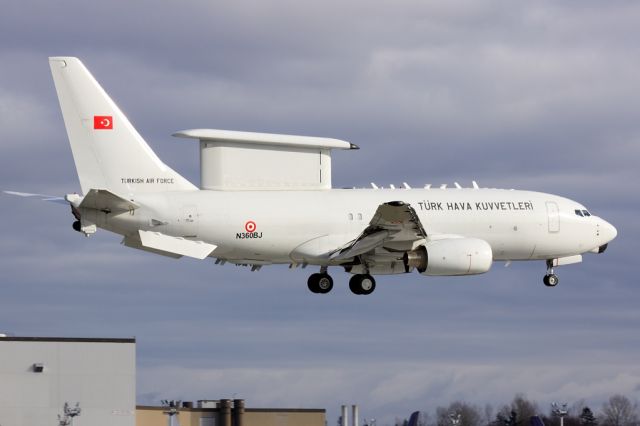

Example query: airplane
[4,57,617,295]
[407,411,423,426]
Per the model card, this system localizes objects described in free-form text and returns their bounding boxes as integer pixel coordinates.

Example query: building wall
[137,408,204,426]
[136,407,326,426]
[0,337,136,426]
[244,410,326,426]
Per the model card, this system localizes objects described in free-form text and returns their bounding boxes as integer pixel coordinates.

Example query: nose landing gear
[543,260,559,287]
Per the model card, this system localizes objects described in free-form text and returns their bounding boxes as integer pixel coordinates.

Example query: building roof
[0,336,135,343]
[136,406,325,413]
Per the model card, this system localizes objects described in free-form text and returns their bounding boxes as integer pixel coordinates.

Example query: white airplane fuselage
[92,188,615,267]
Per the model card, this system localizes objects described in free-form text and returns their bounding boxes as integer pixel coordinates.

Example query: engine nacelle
[404,238,493,276]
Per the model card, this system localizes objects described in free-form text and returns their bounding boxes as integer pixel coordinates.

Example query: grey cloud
[1,1,639,425]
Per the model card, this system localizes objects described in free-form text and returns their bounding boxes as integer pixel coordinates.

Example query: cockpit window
[575,209,592,217]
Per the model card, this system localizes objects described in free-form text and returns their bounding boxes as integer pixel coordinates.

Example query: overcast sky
[1,1,639,424]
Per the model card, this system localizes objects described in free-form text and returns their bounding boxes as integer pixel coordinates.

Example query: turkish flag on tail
[93,115,113,130]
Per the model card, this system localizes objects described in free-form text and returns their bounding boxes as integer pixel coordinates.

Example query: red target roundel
[245,221,257,232]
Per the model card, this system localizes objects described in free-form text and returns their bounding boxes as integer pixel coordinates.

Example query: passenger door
[546,201,560,233]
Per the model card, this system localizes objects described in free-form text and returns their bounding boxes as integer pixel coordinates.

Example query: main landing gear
[306,268,377,295]
[543,260,559,287]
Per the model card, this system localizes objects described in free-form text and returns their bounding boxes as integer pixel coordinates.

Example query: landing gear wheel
[316,273,333,294]
[307,273,333,294]
[543,274,559,287]
[359,275,376,295]
[349,274,376,295]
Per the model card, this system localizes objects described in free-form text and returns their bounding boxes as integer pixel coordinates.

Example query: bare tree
[484,404,495,426]
[417,411,431,426]
[394,418,409,426]
[512,394,539,425]
[495,409,518,426]
[493,394,539,426]
[570,401,588,418]
[601,395,638,426]
[437,401,483,426]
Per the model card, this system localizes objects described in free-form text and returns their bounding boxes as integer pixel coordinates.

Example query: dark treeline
[390,394,639,426]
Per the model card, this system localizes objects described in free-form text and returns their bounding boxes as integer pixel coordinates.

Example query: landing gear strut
[543,260,559,287]
[349,274,376,295]
[307,268,333,294]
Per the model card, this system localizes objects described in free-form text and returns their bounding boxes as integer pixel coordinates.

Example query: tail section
[49,57,196,195]
[408,412,421,426]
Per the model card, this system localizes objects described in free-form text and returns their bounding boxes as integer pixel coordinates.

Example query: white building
[0,336,135,426]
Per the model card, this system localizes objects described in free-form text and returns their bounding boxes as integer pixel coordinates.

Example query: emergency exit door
[180,205,198,238]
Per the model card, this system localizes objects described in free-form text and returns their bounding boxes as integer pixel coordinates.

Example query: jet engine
[403,238,493,276]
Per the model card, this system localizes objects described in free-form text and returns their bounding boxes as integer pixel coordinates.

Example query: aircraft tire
[349,274,376,295]
[349,275,363,295]
[307,273,320,293]
[543,274,559,287]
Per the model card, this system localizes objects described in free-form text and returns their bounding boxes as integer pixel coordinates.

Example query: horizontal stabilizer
[77,189,139,212]
[139,230,216,260]
[122,235,182,259]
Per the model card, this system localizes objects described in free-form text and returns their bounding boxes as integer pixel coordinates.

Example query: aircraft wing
[3,191,67,205]
[331,201,427,261]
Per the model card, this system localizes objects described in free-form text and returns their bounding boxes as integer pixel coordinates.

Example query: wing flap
[138,230,216,260]
[331,230,389,261]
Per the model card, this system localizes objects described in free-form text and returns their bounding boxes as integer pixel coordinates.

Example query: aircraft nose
[600,219,617,243]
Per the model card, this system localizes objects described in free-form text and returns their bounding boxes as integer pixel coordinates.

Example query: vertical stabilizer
[408,412,421,426]
[49,57,196,195]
